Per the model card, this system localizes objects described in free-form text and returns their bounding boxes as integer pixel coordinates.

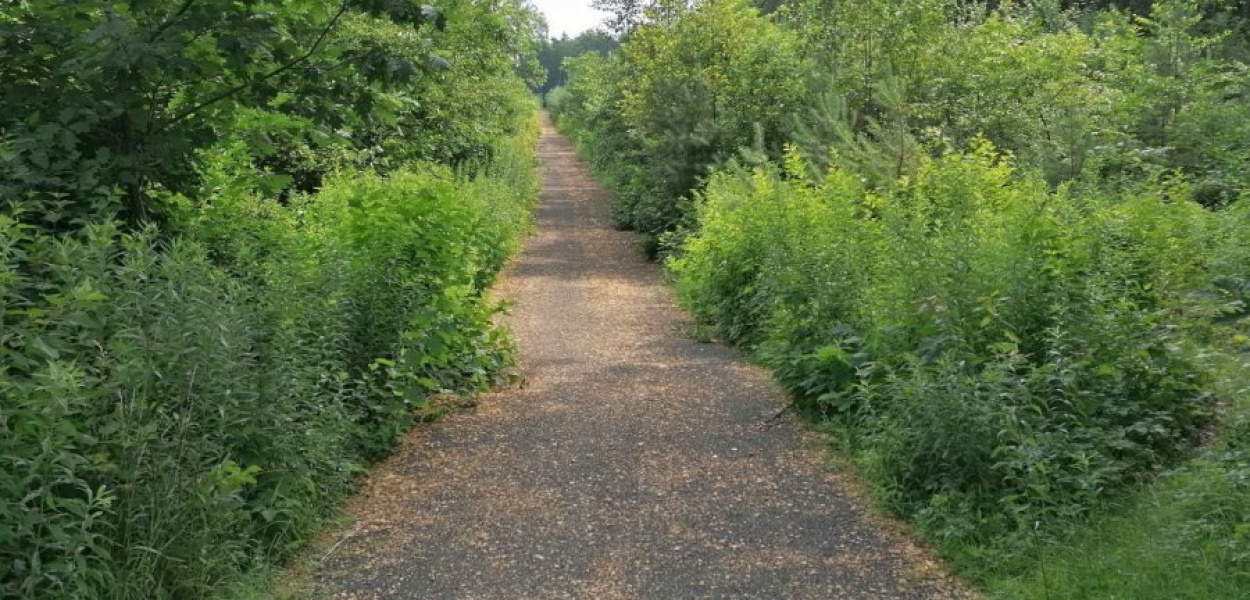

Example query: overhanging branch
[153,0,354,135]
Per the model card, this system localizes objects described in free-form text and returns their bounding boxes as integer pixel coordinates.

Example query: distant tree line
[533,29,619,99]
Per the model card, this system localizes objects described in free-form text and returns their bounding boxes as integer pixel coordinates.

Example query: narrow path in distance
[313,114,971,599]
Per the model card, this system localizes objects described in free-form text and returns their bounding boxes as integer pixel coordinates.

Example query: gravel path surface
[313,114,972,599]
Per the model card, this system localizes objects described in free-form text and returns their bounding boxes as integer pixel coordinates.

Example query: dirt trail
[313,114,970,599]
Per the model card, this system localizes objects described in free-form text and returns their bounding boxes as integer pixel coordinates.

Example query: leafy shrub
[671,143,1221,569]
[782,0,1250,200]
[551,0,807,255]
[985,353,1250,599]
[0,116,538,599]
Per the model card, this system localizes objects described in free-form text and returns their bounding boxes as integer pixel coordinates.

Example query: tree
[0,0,443,230]
[535,29,619,96]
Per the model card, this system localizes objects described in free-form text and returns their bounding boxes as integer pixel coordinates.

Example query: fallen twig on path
[320,523,366,564]
[764,403,794,427]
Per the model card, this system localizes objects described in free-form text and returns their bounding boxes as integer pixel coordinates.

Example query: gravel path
[313,114,971,599]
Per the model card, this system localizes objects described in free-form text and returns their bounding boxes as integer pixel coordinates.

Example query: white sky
[529,0,610,38]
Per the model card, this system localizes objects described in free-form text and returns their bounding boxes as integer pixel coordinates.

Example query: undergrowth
[669,145,1238,573]
[0,120,538,600]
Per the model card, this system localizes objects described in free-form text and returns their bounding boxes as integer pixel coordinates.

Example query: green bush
[783,0,1250,199]
[550,0,807,255]
[671,143,1222,571]
[0,116,538,599]
[986,352,1250,599]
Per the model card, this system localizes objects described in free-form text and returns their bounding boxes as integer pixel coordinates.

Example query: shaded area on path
[312,114,970,599]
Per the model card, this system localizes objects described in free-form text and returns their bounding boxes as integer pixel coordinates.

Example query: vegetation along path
[313,114,970,599]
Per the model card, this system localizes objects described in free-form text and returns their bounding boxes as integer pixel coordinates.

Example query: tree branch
[147,0,200,44]
[153,0,353,135]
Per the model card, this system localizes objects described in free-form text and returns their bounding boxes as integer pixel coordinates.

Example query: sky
[529,0,610,38]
